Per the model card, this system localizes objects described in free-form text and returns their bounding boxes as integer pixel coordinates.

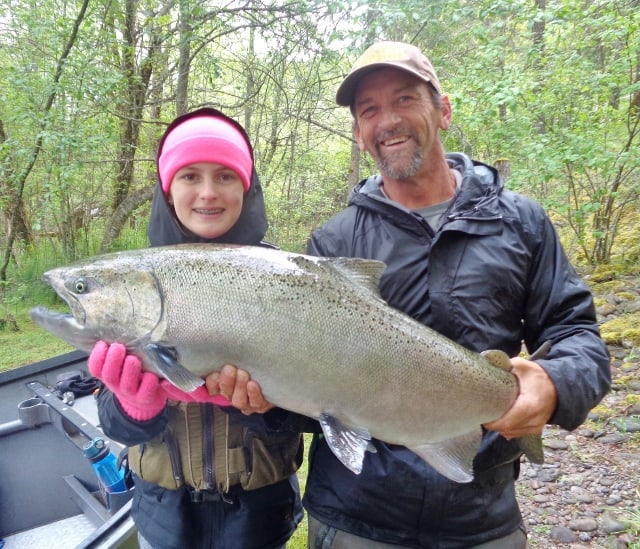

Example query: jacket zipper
[202,403,215,490]
[163,428,185,488]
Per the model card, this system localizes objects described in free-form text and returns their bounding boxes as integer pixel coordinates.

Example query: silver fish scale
[142,245,517,445]
[33,243,529,481]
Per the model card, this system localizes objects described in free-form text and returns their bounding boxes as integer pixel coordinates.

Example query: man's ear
[439,94,452,131]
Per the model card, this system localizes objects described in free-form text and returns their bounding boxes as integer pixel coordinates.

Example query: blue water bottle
[83,437,127,494]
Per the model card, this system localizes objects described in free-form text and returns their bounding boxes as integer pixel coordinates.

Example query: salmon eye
[73,277,88,293]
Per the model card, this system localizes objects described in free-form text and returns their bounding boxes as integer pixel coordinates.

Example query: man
[206,41,610,548]
[296,41,610,548]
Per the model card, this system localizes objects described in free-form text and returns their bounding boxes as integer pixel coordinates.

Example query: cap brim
[335,63,434,107]
[336,65,386,106]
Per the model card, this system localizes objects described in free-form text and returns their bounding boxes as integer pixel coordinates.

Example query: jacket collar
[445,153,503,222]
[350,153,503,235]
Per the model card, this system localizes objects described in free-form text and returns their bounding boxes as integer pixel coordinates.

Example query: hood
[445,153,503,220]
[147,108,268,247]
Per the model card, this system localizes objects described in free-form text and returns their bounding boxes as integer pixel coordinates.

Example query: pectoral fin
[409,429,483,483]
[319,413,376,475]
[145,343,204,392]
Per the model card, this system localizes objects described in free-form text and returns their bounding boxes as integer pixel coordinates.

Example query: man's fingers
[218,364,238,400]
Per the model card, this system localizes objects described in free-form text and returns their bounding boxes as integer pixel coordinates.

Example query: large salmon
[30,243,543,482]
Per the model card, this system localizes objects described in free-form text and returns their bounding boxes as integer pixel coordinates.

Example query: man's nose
[377,108,402,129]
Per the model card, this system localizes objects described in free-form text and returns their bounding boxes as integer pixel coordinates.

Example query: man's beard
[373,133,424,180]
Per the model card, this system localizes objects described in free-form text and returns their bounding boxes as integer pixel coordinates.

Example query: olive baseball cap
[336,41,442,107]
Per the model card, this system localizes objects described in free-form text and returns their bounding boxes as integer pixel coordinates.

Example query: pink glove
[88,341,167,421]
[160,380,232,407]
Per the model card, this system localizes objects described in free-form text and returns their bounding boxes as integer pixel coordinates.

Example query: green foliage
[264,143,351,252]
[0,285,75,371]
[610,508,640,548]
[1,0,639,276]
[0,315,74,372]
[0,244,74,371]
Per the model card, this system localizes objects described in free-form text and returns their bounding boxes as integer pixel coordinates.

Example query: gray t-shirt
[412,169,462,230]
[377,169,461,231]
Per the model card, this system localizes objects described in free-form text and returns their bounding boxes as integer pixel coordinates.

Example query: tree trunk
[348,140,360,189]
[112,0,161,212]
[99,185,154,253]
[0,0,89,281]
[175,0,192,117]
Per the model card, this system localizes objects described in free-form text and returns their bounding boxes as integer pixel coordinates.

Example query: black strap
[188,489,223,503]
[55,372,101,397]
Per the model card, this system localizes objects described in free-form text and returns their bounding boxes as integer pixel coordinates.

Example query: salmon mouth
[29,305,97,352]
[29,272,96,352]
[42,272,88,325]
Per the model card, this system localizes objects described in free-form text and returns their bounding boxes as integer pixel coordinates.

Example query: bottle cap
[83,437,107,459]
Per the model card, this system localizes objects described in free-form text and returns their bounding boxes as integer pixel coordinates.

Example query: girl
[88,108,303,549]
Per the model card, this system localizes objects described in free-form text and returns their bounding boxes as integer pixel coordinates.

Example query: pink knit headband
[158,115,253,194]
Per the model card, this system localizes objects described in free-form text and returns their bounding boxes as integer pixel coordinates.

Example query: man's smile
[380,135,410,147]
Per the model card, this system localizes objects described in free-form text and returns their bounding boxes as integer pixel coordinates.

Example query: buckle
[189,489,222,503]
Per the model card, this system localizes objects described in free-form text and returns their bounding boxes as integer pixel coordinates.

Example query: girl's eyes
[175,169,199,181]
[219,171,237,181]
[216,171,242,186]
[175,167,241,184]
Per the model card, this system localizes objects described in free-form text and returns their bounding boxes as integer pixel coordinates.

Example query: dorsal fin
[326,257,387,297]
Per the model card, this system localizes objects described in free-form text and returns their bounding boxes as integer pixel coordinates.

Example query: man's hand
[204,365,275,415]
[483,357,557,439]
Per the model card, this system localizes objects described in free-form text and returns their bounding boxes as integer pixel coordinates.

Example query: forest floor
[518,274,640,548]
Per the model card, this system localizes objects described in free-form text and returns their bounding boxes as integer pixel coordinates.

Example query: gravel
[518,275,640,548]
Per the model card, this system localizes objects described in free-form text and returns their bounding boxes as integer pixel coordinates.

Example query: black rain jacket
[301,153,611,548]
[96,108,302,549]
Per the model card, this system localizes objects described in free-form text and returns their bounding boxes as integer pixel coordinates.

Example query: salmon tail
[517,341,549,464]
[518,433,544,464]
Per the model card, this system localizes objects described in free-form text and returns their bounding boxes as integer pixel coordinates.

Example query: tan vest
[128,401,303,493]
